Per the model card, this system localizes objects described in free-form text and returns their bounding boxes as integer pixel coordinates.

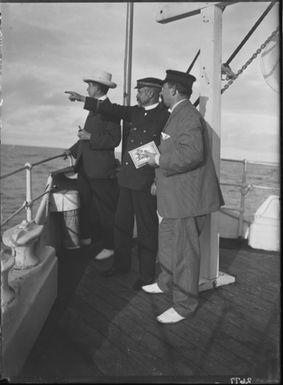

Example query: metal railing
[0,154,279,236]
[220,158,280,237]
[0,153,74,228]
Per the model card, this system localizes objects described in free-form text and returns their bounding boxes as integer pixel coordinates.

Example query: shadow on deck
[12,239,280,383]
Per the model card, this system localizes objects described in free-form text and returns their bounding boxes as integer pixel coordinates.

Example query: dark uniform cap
[163,70,196,89]
[134,77,163,89]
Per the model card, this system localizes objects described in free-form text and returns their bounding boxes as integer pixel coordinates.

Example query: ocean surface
[0,144,280,234]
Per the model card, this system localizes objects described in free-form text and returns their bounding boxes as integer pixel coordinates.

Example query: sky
[0,1,280,163]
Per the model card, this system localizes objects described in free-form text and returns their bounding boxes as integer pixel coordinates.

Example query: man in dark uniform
[65,77,169,290]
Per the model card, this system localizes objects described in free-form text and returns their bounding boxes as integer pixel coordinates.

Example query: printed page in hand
[128,141,160,169]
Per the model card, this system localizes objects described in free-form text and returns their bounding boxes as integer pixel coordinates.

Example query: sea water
[0,144,280,234]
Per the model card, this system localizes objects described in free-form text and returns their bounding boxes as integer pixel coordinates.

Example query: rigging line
[193,2,278,108]
[187,50,200,73]
[225,1,277,66]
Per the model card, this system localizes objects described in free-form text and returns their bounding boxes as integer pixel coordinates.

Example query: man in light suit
[142,70,224,324]
[65,70,121,261]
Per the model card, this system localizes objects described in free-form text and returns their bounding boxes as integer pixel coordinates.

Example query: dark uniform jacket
[84,97,169,191]
[70,97,121,179]
[156,99,224,218]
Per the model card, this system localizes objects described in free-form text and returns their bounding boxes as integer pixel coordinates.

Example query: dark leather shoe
[101,266,129,278]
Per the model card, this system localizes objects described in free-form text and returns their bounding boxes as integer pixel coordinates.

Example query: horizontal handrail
[0,153,72,228]
[221,182,243,188]
[221,182,280,190]
[1,154,278,181]
[31,153,67,168]
[221,158,245,164]
[0,165,28,180]
[221,206,240,212]
[221,157,279,167]
[0,152,67,180]
[250,184,280,191]
[0,153,279,234]
[0,181,55,229]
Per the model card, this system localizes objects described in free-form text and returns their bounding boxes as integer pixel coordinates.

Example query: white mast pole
[121,2,134,157]
[123,2,134,106]
[156,2,235,290]
[198,4,223,283]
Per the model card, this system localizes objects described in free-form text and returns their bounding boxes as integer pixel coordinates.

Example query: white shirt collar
[169,98,187,113]
[144,102,159,111]
[98,94,107,101]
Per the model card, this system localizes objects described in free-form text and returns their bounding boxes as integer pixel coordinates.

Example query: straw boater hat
[83,70,117,88]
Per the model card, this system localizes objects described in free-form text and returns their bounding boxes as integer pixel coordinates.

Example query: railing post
[25,163,33,222]
[238,159,248,238]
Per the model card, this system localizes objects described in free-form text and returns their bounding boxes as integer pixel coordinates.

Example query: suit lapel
[162,99,190,133]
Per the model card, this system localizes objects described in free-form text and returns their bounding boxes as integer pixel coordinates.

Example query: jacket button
[125,162,129,165]
[143,130,146,133]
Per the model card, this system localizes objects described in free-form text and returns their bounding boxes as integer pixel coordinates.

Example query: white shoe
[157,307,185,324]
[80,238,92,246]
[142,282,164,294]
[95,249,114,261]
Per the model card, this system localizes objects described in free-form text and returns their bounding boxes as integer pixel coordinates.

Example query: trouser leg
[90,178,119,250]
[133,190,158,285]
[157,218,174,292]
[113,187,134,271]
[77,172,100,240]
[171,217,204,317]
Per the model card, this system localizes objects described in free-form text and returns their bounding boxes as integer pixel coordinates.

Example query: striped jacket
[155,99,224,218]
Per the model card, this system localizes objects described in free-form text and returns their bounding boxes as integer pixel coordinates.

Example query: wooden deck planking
[62,298,174,376]
[62,270,203,375]
[58,258,264,376]
[16,240,280,383]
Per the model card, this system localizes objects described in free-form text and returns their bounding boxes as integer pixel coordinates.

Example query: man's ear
[148,88,155,98]
[170,85,177,96]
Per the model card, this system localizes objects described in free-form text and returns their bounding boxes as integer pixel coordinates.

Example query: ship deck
[14,238,280,384]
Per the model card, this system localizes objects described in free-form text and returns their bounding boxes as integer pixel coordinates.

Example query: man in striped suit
[142,70,224,324]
